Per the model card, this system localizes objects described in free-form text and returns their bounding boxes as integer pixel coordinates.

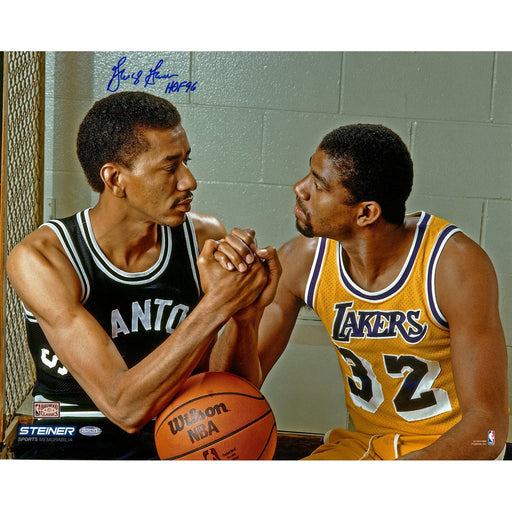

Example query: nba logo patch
[488,430,495,446]
[33,401,60,418]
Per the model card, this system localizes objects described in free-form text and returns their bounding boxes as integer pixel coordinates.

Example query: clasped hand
[197,228,281,318]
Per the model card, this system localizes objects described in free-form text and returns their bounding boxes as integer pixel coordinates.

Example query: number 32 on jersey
[336,347,452,422]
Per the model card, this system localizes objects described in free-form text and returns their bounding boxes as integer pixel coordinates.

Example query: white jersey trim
[77,209,173,286]
[304,237,328,308]
[23,218,91,320]
[336,211,432,303]
[425,224,461,329]
[25,211,202,320]
[45,219,91,303]
[183,212,201,297]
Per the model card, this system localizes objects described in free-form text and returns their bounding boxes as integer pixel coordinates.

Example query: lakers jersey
[25,209,202,407]
[305,212,463,437]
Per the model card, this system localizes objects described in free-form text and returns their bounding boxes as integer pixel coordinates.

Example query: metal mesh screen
[1,52,45,432]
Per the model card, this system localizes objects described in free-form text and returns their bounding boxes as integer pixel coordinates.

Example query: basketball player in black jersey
[7,92,280,459]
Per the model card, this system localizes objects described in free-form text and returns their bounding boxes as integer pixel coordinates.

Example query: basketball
[154,372,277,460]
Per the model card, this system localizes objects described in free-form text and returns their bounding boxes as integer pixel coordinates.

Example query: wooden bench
[274,433,512,460]
[274,431,323,460]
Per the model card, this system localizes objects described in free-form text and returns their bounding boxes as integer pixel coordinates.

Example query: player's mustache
[296,197,308,217]
[172,192,194,207]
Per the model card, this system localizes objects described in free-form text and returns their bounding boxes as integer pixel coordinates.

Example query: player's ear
[356,201,381,227]
[100,163,126,198]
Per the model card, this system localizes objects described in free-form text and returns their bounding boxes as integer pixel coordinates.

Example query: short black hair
[76,92,181,192]
[319,124,413,225]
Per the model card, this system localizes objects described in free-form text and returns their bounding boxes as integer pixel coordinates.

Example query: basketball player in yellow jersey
[211,124,509,460]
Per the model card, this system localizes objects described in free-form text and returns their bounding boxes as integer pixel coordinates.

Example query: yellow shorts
[302,428,440,460]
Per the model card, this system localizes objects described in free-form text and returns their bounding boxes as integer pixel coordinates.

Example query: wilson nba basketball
[154,372,277,460]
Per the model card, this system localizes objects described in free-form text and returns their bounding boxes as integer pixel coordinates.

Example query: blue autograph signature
[107,56,198,94]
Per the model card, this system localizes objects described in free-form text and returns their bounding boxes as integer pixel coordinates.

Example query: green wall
[44,51,512,435]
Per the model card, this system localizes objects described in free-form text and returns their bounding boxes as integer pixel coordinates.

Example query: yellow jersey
[305,212,463,436]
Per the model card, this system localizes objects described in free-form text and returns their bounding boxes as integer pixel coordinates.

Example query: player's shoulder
[434,227,501,325]
[442,230,493,264]
[7,224,75,287]
[278,235,320,293]
[8,225,62,265]
[279,235,319,262]
[437,230,497,282]
[189,211,227,250]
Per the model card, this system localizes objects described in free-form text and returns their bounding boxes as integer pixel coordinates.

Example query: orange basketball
[154,372,277,460]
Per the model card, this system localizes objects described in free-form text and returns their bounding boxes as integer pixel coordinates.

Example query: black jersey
[24,209,202,408]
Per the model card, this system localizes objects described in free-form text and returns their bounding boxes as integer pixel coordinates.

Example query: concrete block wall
[44,51,511,435]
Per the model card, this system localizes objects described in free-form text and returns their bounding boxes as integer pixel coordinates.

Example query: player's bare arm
[208,227,281,385]
[257,235,318,381]
[7,221,268,434]
[210,232,317,386]
[399,232,509,459]
[191,220,279,384]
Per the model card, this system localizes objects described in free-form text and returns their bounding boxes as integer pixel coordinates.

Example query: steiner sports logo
[33,401,60,418]
[18,425,76,437]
